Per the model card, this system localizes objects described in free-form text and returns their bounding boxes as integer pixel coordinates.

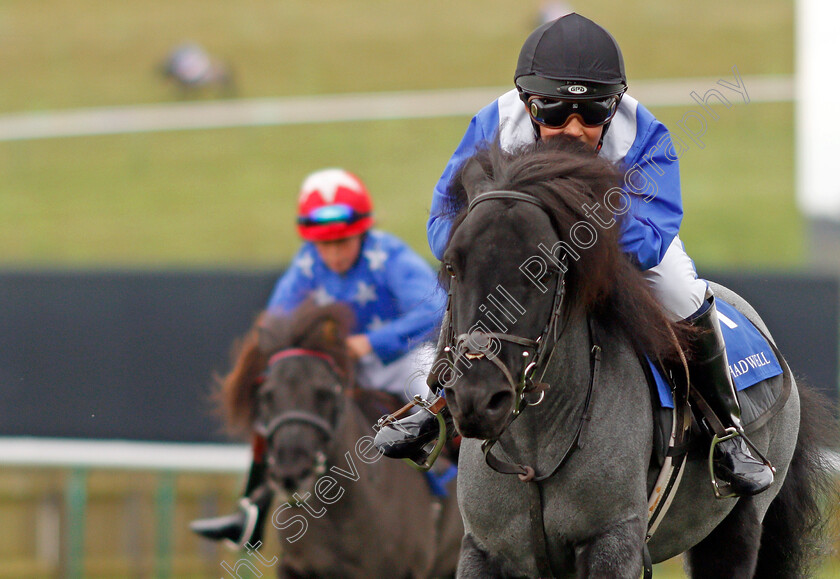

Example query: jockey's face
[538,116,603,150]
[314,235,363,274]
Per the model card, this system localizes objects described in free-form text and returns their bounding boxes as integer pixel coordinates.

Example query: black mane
[445,137,689,361]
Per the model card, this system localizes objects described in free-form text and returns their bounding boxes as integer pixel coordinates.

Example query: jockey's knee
[643,236,706,320]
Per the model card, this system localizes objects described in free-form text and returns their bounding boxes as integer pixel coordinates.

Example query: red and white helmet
[296,168,374,242]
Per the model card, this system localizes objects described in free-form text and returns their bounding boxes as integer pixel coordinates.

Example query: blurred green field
[0,1,816,572]
[0,0,792,111]
[2,468,838,578]
[0,0,797,270]
[0,102,797,268]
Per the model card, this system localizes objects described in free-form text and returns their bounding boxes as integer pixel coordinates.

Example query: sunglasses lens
[528,97,618,128]
[300,204,356,225]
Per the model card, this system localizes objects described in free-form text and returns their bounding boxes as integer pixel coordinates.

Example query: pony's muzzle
[267,445,326,493]
[445,383,514,440]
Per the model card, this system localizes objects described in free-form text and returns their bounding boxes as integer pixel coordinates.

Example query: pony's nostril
[486,391,513,415]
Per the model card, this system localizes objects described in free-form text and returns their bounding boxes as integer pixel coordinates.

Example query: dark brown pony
[217,300,463,578]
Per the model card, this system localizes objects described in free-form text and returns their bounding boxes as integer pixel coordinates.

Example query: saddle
[646,364,791,473]
[645,297,790,472]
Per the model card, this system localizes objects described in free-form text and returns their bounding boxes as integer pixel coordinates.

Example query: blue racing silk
[267,230,446,364]
[427,89,684,271]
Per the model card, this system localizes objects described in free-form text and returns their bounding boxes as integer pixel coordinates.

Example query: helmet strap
[596,121,611,152]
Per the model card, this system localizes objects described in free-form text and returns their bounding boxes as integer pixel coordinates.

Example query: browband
[467,190,548,214]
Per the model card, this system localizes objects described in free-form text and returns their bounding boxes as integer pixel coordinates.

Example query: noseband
[445,191,568,415]
[253,348,346,443]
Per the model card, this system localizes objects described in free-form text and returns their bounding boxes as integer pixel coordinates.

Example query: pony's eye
[444,263,456,277]
[260,389,274,406]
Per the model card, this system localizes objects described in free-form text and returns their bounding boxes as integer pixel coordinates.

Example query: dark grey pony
[435,138,836,578]
[219,301,463,578]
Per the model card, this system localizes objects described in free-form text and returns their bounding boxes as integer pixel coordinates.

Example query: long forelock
[261,300,355,376]
[448,139,623,310]
[446,138,689,361]
[216,301,356,436]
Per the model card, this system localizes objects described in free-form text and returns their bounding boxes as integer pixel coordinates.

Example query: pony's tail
[754,379,839,578]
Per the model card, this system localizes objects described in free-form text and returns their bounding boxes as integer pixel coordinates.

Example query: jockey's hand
[346,334,373,359]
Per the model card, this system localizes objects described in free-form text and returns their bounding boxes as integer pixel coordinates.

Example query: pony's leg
[573,515,646,579]
[685,496,761,579]
[456,533,504,579]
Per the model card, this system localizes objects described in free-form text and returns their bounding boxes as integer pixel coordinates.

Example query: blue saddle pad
[649,299,783,408]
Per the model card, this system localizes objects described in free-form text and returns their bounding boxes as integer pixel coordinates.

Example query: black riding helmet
[515,13,628,145]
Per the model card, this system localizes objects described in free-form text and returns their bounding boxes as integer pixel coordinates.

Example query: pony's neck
[324,395,377,474]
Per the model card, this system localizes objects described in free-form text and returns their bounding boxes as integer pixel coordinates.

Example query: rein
[481,317,602,483]
[446,190,596,482]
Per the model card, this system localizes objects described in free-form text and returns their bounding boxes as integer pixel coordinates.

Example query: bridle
[444,191,568,410]
[253,348,346,446]
[442,190,599,482]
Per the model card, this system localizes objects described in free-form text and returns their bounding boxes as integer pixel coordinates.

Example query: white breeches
[356,344,435,403]
[643,235,709,321]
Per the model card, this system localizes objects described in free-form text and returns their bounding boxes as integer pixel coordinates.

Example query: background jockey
[374,13,774,498]
[191,168,445,549]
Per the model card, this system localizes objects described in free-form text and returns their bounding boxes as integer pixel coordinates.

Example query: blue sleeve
[428,101,500,261]
[618,106,683,270]
[366,248,446,363]
[266,249,315,312]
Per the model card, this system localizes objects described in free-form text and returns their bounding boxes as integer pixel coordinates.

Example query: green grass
[653,558,840,578]
[0,118,465,266]
[0,1,792,113]
[0,2,827,574]
[657,101,800,269]
[0,101,797,268]
[0,0,797,269]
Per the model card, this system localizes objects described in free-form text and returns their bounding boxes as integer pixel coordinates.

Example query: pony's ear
[256,313,284,354]
[460,157,487,201]
[320,318,341,346]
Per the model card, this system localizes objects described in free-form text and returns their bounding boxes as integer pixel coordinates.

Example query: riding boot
[374,396,453,460]
[190,437,274,549]
[688,296,774,497]
[375,309,455,460]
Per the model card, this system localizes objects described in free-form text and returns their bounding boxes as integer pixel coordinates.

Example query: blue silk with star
[267,230,446,364]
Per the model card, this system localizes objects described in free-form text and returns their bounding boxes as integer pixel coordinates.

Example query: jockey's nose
[539,115,602,150]
[558,115,586,138]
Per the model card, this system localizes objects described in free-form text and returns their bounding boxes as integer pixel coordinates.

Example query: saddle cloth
[649,298,783,409]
